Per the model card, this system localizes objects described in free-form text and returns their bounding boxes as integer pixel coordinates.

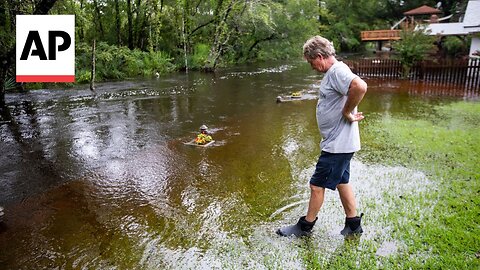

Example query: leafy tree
[5,0,467,102]
[392,29,435,77]
[319,0,386,52]
[442,36,468,58]
[231,0,319,62]
[1,0,59,106]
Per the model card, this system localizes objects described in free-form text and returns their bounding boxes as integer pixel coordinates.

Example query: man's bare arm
[342,77,367,122]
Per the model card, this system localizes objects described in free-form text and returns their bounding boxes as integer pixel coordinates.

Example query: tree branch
[34,0,57,15]
[189,19,215,37]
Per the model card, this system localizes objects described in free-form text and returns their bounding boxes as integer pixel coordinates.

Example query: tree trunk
[134,0,143,49]
[204,0,235,71]
[90,40,96,92]
[78,0,85,41]
[127,0,134,49]
[115,0,121,45]
[0,70,5,106]
[138,8,151,50]
[182,10,188,72]
[33,0,57,15]
[92,0,105,39]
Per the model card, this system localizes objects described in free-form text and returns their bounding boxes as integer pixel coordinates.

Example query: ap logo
[16,15,75,82]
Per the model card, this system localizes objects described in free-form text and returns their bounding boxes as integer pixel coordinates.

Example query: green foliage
[75,70,91,84]
[190,43,210,69]
[3,0,466,88]
[359,101,480,269]
[392,29,436,77]
[3,76,16,91]
[242,0,319,62]
[75,42,175,83]
[0,28,14,55]
[442,36,467,57]
[319,0,385,52]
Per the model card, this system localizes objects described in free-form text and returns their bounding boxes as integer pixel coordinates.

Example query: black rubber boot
[276,216,317,237]
[340,213,364,236]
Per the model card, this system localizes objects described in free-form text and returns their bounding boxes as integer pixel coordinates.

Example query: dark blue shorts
[309,151,354,190]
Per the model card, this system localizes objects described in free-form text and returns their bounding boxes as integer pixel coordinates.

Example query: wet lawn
[324,101,480,269]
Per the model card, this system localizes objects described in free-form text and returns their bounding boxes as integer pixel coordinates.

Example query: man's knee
[310,184,325,193]
[337,183,351,193]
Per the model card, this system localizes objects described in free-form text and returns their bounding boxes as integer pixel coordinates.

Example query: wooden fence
[345,58,480,90]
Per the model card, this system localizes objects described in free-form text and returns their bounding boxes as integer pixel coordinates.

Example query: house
[361,1,480,58]
[423,0,480,58]
[404,5,443,27]
[360,4,443,51]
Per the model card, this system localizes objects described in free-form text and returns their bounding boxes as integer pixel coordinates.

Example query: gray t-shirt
[316,61,360,153]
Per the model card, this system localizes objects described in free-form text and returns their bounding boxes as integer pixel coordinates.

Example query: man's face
[306,55,326,73]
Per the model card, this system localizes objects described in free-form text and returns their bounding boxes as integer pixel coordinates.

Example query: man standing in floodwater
[277,36,367,237]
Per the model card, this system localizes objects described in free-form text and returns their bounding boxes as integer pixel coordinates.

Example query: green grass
[296,101,480,269]
[352,101,480,269]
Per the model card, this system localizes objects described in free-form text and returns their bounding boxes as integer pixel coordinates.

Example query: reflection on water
[0,61,477,268]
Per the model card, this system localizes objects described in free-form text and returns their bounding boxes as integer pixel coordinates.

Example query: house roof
[463,0,480,27]
[424,23,471,35]
[404,5,442,15]
[423,1,480,35]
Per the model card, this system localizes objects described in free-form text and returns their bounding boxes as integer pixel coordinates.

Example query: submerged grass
[348,101,480,269]
[277,155,435,269]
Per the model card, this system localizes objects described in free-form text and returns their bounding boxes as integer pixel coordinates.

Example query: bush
[190,43,210,69]
[442,36,467,57]
[392,29,435,77]
[75,70,91,84]
[75,42,176,83]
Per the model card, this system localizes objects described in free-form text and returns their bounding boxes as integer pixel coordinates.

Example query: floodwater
[0,61,477,269]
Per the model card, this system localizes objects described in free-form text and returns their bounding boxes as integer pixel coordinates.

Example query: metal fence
[345,58,480,90]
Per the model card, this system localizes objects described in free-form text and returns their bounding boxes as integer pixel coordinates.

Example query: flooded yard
[0,61,478,269]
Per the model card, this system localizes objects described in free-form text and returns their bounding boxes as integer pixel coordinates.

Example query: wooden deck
[361,30,401,41]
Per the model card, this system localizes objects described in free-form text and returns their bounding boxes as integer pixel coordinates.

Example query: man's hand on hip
[345,112,364,122]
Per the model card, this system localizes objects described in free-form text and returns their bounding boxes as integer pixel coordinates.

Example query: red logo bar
[16,75,75,82]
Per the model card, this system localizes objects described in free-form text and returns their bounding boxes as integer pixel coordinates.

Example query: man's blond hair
[303,36,335,60]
